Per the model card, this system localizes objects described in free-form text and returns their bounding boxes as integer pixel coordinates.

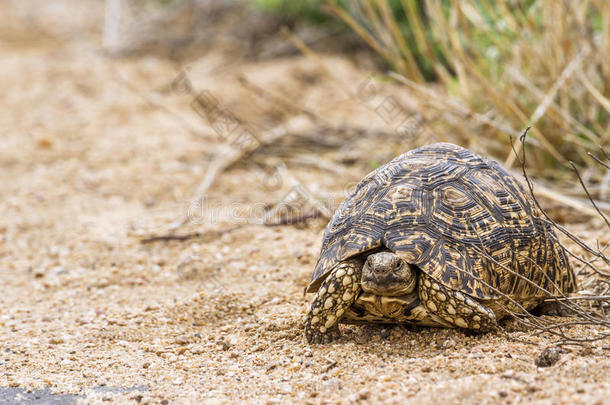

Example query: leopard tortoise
[305,143,578,343]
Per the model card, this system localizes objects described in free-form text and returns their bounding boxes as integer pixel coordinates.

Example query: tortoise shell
[307,143,577,301]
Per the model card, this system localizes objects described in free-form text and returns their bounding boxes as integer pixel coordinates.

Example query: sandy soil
[0,1,608,404]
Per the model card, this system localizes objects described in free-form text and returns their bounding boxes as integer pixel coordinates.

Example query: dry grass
[327,0,609,191]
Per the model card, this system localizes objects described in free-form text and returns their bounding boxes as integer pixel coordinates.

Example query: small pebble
[535,346,563,367]
[357,389,370,400]
[243,323,258,332]
[442,338,456,349]
[175,335,190,345]
[216,340,232,351]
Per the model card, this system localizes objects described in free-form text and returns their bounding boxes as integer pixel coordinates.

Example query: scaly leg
[418,273,497,332]
[305,258,362,344]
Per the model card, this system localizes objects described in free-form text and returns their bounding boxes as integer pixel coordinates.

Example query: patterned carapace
[307,143,577,302]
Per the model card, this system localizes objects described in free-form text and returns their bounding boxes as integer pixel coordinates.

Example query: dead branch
[140,232,202,244]
[237,75,326,125]
[140,225,244,244]
[482,128,610,344]
[263,211,321,227]
[510,130,610,272]
[569,161,610,229]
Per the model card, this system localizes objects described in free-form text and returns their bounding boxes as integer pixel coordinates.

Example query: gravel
[0,1,608,403]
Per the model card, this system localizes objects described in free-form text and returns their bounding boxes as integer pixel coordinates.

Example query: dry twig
[493,129,610,344]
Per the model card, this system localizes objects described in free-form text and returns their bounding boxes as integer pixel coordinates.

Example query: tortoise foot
[305,324,342,344]
[419,273,497,332]
[532,300,573,317]
[305,259,361,344]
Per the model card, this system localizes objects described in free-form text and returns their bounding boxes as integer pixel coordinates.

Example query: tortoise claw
[305,325,341,344]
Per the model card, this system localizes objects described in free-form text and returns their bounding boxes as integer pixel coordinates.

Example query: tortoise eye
[395,261,404,270]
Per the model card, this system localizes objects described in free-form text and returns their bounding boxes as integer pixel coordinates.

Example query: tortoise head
[361,251,417,296]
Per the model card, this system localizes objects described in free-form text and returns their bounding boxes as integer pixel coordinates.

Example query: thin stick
[510,131,610,270]
[237,75,325,125]
[589,152,610,170]
[264,211,321,227]
[140,225,244,244]
[569,161,610,229]
[544,296,610,302]
[140,232,202,244]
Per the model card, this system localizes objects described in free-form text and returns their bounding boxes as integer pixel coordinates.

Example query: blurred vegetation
[256,0,610,185]
[254,0,336,23]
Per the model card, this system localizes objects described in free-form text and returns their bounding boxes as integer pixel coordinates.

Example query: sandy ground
[0,1,609,404]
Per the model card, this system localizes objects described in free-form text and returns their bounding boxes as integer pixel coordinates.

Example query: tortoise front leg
[305,258,362,344]
[418,273,497,332]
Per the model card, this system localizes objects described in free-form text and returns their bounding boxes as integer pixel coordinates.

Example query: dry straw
[327,0,609,191]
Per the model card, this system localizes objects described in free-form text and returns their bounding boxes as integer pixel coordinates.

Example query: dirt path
[0,2,608,404]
